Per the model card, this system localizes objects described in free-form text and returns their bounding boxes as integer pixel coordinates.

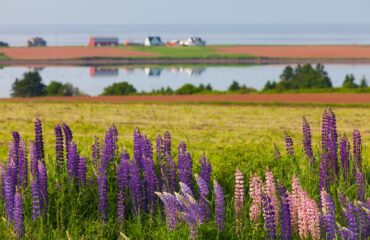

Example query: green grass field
[0,102,368,239]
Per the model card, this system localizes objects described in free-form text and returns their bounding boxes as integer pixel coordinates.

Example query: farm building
[179,37,206,46]
[90,67,119,77]
[27,37,47,47]
[89,37,119,47]
[144,36,163,46]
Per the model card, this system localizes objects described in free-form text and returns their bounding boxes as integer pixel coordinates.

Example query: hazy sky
[1,0,370,25]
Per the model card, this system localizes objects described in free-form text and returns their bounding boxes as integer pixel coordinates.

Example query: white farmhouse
[179,37,206,46]
[144,36,164,46]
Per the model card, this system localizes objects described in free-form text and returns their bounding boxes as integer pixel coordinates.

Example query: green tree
[46,81,81,96]
[101,82,137,96]
[342,74,358,88]
[11,71,46,97]
[228,81,241,91]
[175,84,202,95]
[205,84,212,91]
[360,76,368,88]
[263,81,276,91]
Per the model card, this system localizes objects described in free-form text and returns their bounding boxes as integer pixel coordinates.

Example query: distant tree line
[0,41,9,47]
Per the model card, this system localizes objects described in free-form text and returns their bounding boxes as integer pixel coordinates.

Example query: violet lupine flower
[277,183,292,240]
[343,202,358,240]
[338,226,355,240]
[273,144,281,161]
[354,201,367,239]
[284,133,294,156]
[3,169,15,222]
[264,169,279,226]
[62,122,73,157]
[11,131,20,168]
[129,161,145,214]
[18,140,28,188]
[143,144,159,214]
[13,189,24,238]
[302,117,314,164]
[67,141,78,180]
[38,161,48,211]
[321,109,329,151]
[91,136,100,169]
[34,118,45,162]
[97,171,108,222]
[77,157,86,186]
[178,142,193,192]
[249,173,262,221]
[195,174,210,222]
[103,126,118,165]
[166,155,177,193]
[156,134,167,192]
[234,169,244,235]
[321,190,336,240]
[340,134,350,182]
[356,171,365,201]
[199,154,211,186]
[163,130,172,156]
[353,129,362,173]
[133,128,144,174]
[30,142,39,180]
[30,176,41,220]
[156,192,179,230]
[319,152,329,191]
[214,179,225,231]
[116,151,130,223]
[262,194,277,240]
[55,124,64,172]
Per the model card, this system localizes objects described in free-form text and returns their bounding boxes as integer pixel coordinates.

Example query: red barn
[88,37,119,47]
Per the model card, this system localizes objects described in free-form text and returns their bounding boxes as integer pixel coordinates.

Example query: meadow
[0,102,369,239]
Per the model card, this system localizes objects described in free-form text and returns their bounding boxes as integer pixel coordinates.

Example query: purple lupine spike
[262,194,277,240]
[319,152,329,191]
[199,154,211,186]
[55,124,64,172]
[354,201,367,239]
[302,117,314,164]
[13,189,24,238]
[97,171,108,222]
[103,125,118,165]
[3,169,15,222]
[30,176,41,220]
[180,182,194,199]
[178,142,193,192]
[116,151,130,223]
[77,157,86,186]
[163,131,172,156]
[277,183,292,240]
[338,226,355,240]
[30,142,39,179]
[167,154,177,193]
[156,134,168,192]
[321,109,329,151]
[34,118,45,162]
[284,133,294,156]
[62,122,73,158]
[67,141,78,180]
[214,179,225,231]
[343,202,358,240]
[195,174,210,222]
[356,171,365,201]
[143,139,159,214]
[321,190,336,240]
[1,168,6,201]
[273,144,281,161]
[156,192,179,230]
[38,161,48,212]
[8,144,17,188]
[353,129,362,173]
[18,140,28,188]
[340,134,350,182]
[11,131,20,168]
[129,160,145,214]
[92,136,100,169]
[133,128,144,174]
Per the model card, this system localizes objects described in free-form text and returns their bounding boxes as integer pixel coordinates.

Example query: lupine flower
[91,136,100,169]
[133,128,144,174]
[319,152,329,191]
[199,154,211,186]
[30,176,41,220]
[340,134,350,182]
[77,157,86,186]
[34,118,45,162]
[97,171,108,222]
[343,202,358,240]
[156,192,179,230]
[249,173,262,221]
[353,129,362,173]
[178,142,193,192]
[277,183,291,240]
[214,179,225,231]
[30,142,39,180]
[356,171,365,201]
[262,194,277,240]
[3,169,15,222]
[55,124,64,172]
[264,169,279,226]
[143,141,159,214]
[321,109,329,151]
[234,169,244,235]
[116,151,130,223]
[273,144,281,161]
[38,161,48,211]
[18,141,28,188]
[284,133,294,156]
[13,189,24,238]
[195,174,210,222]
[307,198,320,240]
[321,190,336,240]
[67,141,78,180]
[354,201,367,239]
[103,126,118,165]
[166,155,177,193]
[163,130,171,156]
[129,161,145,214]
[338,226,355,240]
[302,117,314,164]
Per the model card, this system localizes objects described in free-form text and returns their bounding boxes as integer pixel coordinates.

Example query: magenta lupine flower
[77,157,86,186]
[234,169,244,235]
[321,190,336,240]
[129,160,145,214]
[273,144,281,161]
[34,118,45,162]
[284,133,294,156]
[116,151,130,223]
[62,122,73,157]
[343,202,358,240]
[199,154,211,186]
[18,140,28,188]
[97,171,108,222]
[321,109,329,151]
[91,136,100,169]
[3,169,15,222]
[163,131,172,156]
[262,194,277,240]
[353,129,362,173]
[356,171,365,201]
[30,176,41,220]
[133,128,144,174]
[214,179,225,231]
[249,173,262,221]
[302,117,314,164]
[264,169,279,226]
[38,161,48,212]
[277,183,292,240]
[195,174,210,222]
[178,142,193,192]
[156,192,179,230]
[166,154,177,193]
[340,134,350,182]
[13,189,24,238]
[67,141,78,180]
[55,124,64,172]
[103,126,118,165]
[143,140,159,214]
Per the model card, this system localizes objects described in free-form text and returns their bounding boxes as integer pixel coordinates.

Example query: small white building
[27,37,47,47]
[179,37,206,46]
[144,36,163,46]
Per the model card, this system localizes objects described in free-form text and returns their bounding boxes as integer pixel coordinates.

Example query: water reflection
[90,67,119,77]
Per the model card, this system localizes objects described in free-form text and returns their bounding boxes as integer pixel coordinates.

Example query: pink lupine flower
[290,175,300,233]
[297,190,310,239]
[234,169,244,234]
[307,199,320,240]
[264,169,279,226]
[249,173,262,221]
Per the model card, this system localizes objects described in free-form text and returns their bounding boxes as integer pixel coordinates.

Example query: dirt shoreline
[3,93,370,104]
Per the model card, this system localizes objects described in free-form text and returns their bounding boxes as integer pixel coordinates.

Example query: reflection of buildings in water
[166,67,206,76]
[27,67,45,72]
[144,68,162,77]
[122,67,136,75]
[89,67,119,77]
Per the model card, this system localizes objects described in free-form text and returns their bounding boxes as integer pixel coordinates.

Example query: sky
[0,0,369,25]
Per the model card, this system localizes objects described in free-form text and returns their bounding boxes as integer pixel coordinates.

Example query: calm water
[1,64,370,97]
[1,24,370,46]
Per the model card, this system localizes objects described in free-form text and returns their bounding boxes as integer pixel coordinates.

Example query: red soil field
[4,94,370,104]
[0,47,157,60]
[216,45,370,59]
